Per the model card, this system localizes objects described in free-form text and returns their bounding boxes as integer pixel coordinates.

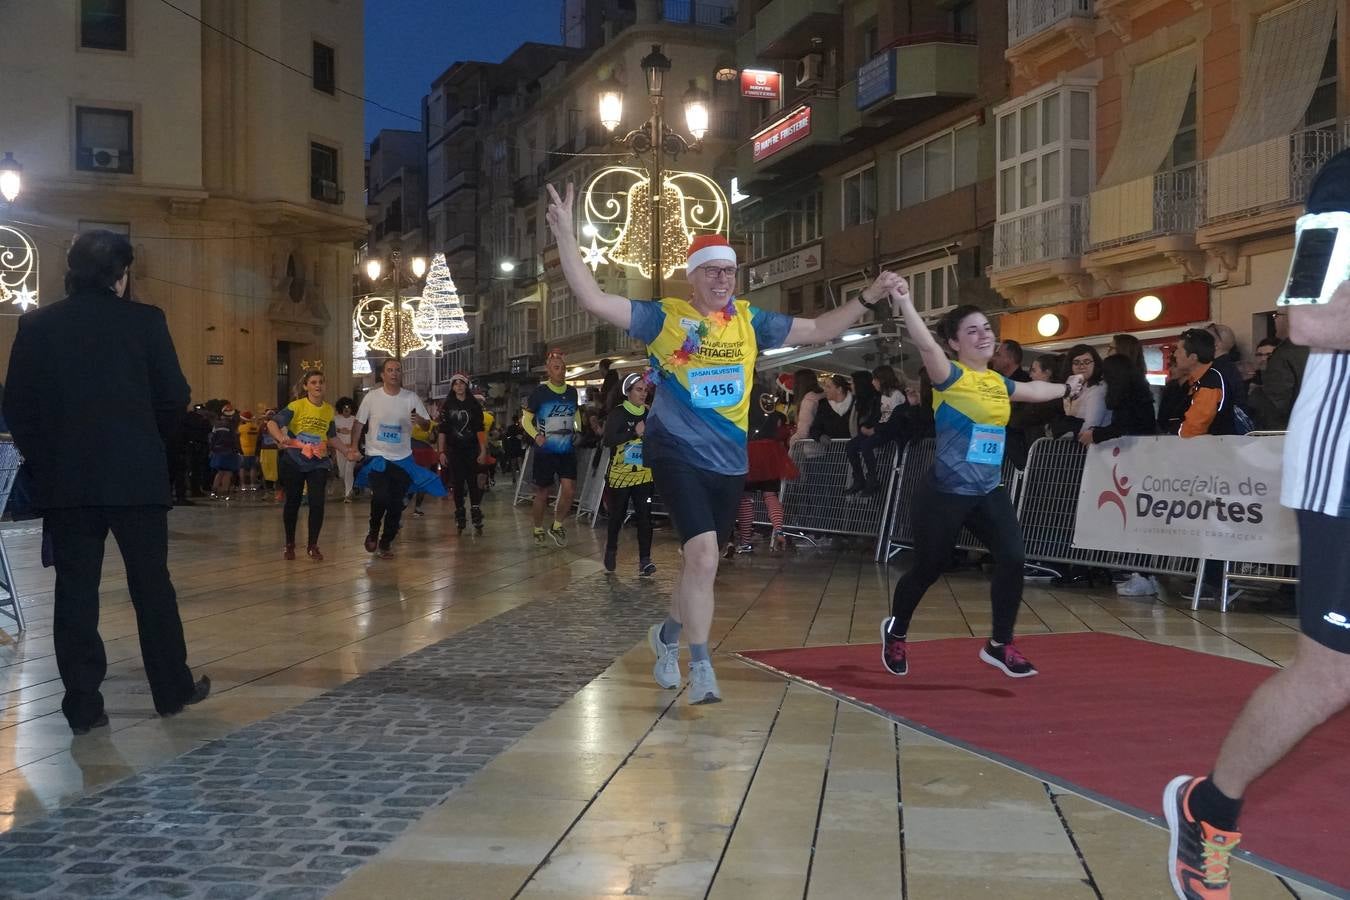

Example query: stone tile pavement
[0,569,671,899]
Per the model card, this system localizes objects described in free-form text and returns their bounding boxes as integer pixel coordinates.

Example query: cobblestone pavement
[0,569,671,899]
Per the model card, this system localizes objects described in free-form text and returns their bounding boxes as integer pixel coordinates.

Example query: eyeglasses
[699,266,737,280]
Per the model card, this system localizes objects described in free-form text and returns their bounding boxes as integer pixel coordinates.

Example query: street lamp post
[364,245,427,365]
[597,44,710,297]
[0,153,21,205]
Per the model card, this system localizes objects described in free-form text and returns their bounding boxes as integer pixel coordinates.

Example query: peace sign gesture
[545,182,577,246]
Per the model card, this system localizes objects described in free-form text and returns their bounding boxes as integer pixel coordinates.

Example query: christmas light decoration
[368,305,428,355]
[0,224,39,312]
[352,338,372,375]
[580,167,729,280]
[411,252,469,337]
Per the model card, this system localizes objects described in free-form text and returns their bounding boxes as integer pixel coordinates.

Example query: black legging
[368,463,412,548]
[606,483,654,559]
[445,444,483,512]
[280,458,329,546]
[889,479,1026,644]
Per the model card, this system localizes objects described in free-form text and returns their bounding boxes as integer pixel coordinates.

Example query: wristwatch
[858,292,882,311]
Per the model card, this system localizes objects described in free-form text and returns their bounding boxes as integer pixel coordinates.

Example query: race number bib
[966,424,1005,466]
[622,442,644,466]
[377,422,403,444]
[688,365,744,409]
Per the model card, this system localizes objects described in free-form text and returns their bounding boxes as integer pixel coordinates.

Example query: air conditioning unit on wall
[89,147,121,170]
[795,53,824,88]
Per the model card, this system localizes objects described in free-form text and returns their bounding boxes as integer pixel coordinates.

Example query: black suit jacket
[4,288,190,509]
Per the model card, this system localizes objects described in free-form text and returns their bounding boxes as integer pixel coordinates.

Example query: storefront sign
[741,69,780,100]
[1001,281,1210,346]
[856,51,896,110]
[752,107,811,162]
[748,244,822,291]
[509,355,532,376]
[1073,436,1298,565]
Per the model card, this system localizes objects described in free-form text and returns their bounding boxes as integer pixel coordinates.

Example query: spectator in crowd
[731,378,797,555]
[990,339,1031,382]
[787,369,824,445]
[4,229,209,733]
[911,369,935,438]
[1172,328,1235,436]
[501,413,526,481]
[1109,333,1148,377]
[1052,344,1108,437]
[846,364,907,494]
[849,369,879,436]
[1080,354,1158,444]
[808,374,854,440]
[1247,338,1280,387]
[181,404,211,497]
[1007,353,1064,467]
[597,358,621,413]
[1206,322,1249,410]
[166,404,191,507]
[1247,310,1309,430]
[258,408,280,493]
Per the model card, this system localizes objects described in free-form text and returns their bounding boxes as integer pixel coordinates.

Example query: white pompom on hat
[687,234,737,271]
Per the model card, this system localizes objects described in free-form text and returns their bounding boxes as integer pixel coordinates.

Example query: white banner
[1072,435,1299,565]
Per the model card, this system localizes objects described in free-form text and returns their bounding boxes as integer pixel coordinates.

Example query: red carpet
[737,633,1350,894]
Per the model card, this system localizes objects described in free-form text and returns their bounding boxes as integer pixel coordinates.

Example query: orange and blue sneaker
[1163,775,1242,899]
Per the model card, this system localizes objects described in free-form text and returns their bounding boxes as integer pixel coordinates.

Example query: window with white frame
[996,87,1093,217]
[841,163,877,227]
[899,259,959,313]
[751,190,822,261]
[898,120,980,208]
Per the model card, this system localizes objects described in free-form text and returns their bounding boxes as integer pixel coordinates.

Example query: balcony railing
[1008,0,1093,48]
[660,0,736,28]
[444,107,477,136]
[1200,125,1347,226]
[1089,166,1200,249]
[994,200,1088,270]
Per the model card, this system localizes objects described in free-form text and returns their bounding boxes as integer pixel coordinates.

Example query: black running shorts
[1296,508,1350,654]
[648,453,742,546]
[531,450,577,488]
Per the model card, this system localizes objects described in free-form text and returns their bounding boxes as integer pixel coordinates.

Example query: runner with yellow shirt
[546,181,906,704]
[880,294,1083,679]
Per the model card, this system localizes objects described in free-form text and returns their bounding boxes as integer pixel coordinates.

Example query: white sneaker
[687,659,722,705]
[647,623,681,689]
[1116,573,1158,597]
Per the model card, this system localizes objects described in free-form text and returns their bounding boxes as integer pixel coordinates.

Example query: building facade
[0,0,367,410]
[989,0,1345,370]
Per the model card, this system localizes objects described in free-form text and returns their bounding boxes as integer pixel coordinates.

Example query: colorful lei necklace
[663,298,736,370]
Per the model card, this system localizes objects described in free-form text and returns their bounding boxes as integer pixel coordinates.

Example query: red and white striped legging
[737,491,783,543]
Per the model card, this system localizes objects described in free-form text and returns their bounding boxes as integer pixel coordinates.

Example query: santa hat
[687,234,737,272]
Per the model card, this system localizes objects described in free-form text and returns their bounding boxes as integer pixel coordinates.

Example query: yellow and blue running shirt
[628,297,792,476]
[932,361,1016,496]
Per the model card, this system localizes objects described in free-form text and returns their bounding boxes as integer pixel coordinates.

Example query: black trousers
[368,464,412,547]
[890,480,1026,644]
[446,445,483,512]
[606,482,654,559]
[45,506,196,724]
[280,457,329,545]
[167,439,188,502]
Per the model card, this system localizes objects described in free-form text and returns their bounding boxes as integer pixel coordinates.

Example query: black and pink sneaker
[979,640,1038,678]
[880,617,908,676]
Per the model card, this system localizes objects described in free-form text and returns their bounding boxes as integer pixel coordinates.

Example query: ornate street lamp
[361,246,428,364]
[0,153,21,205]
[597,45,712,297]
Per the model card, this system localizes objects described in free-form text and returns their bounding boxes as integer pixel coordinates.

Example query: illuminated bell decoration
[581,166,729,280]
[368,306,427,355]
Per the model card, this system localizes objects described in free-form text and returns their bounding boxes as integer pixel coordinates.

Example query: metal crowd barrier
[0,441,26,634]
[511,445,599,516]
[876,439,1022,563]
[1015,437,1201,583]
[1214,431,1297,610]
[776,438,899,541]
[576,447,612,526]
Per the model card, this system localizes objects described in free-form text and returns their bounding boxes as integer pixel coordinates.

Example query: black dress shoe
[160,675,211,717]
[70,712,109,736]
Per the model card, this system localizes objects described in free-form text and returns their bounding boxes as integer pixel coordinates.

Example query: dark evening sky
[363,0,564,141]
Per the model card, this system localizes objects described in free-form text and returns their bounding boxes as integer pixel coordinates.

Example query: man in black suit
[5,231,208,735]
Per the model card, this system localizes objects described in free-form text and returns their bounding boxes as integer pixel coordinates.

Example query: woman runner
[881,295,1082,678]
[437,373,488,534]
[601,373,656,575]
[546,180,906,704]
[267,370,356,561]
